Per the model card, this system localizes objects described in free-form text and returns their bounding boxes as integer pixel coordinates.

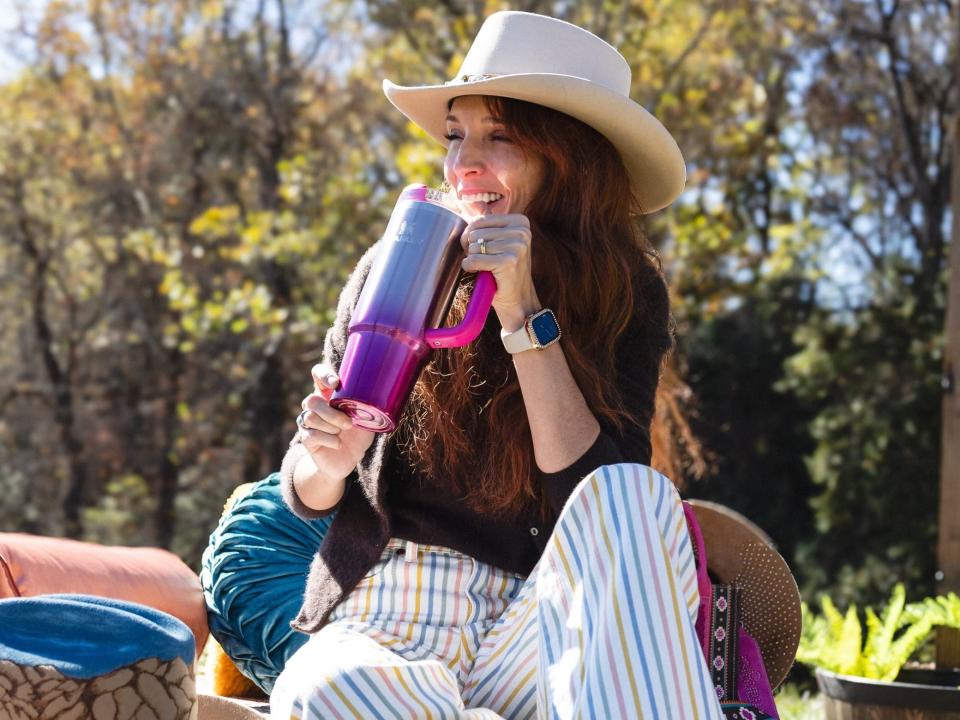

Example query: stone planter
[816,667,960,719]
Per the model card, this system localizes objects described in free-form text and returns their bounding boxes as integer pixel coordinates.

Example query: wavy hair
[395,95,668,517]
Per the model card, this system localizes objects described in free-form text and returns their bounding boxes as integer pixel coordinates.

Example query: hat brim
[687,499,802,690]
[383,74,686,214]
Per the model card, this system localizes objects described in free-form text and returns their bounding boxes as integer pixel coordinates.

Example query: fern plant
[902,592,960,630]
[797,584,960,681]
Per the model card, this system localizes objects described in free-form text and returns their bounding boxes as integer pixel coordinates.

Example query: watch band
[501,323,537,354]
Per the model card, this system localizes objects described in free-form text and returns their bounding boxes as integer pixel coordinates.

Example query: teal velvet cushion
[200,472,333,694]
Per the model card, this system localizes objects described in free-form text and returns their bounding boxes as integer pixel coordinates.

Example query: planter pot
[816,667,960,719]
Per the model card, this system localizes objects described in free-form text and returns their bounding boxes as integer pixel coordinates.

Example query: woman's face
[443,95,544,218]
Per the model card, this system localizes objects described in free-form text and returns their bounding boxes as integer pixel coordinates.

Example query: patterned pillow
[0,594,196,719]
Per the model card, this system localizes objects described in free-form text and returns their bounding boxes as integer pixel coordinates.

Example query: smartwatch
[500,309,562,354]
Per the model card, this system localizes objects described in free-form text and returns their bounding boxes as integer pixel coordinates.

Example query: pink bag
[683,502,780,720]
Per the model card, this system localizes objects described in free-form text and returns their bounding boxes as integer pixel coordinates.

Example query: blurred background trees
[0,0,954,612]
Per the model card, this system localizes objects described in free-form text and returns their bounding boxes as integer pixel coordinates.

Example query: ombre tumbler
[330,184,496,432]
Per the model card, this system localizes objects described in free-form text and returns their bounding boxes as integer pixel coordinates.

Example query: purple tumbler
[330,184,496,432]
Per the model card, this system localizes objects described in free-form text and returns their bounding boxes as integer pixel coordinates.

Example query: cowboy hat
[382,11,686,214]
[687,499,803,690]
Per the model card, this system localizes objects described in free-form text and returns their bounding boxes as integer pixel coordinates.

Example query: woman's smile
[457,189,507,214]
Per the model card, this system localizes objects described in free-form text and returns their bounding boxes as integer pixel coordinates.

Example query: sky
[0,1,35,83]
[0,0,354,83]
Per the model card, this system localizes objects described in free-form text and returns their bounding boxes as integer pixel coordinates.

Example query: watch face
[530,310,561,346]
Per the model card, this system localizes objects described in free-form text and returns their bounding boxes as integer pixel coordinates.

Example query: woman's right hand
[295,364,375,501]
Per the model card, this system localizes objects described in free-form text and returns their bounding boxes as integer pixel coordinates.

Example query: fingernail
[325,373,338,386]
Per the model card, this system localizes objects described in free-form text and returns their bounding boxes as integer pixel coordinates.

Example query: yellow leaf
[201,0,223,20]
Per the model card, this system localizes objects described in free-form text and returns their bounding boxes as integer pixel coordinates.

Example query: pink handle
[423,272,496,349]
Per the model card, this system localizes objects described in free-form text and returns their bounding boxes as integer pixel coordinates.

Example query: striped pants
[271,464,725,719]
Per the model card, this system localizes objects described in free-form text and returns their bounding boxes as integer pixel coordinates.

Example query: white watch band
[500,324,536,354]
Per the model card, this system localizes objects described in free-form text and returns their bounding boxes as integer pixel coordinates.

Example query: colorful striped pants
[271,464,725,719]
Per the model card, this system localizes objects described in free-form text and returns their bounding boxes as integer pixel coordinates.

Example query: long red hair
[395,96,669,516]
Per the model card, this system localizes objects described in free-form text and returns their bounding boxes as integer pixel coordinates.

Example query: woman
[272,11,724,720]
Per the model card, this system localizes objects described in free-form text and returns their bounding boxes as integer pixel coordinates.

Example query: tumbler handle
[423,272,496,349]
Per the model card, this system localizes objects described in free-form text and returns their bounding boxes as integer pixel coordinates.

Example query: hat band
[446,73,503,85]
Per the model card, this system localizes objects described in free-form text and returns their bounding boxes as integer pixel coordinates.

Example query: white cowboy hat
[382,11,687,214]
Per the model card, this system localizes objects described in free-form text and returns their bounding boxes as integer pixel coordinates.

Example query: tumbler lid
[399,183,429,202]
[398,183,461,214]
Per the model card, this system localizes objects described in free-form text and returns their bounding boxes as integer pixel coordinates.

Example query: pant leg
[464,463,724,720]
[461,578,540,718]
[272,538,519,720]
[272,622,511,720]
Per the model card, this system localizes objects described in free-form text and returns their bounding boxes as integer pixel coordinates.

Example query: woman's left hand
[461,213,541,330]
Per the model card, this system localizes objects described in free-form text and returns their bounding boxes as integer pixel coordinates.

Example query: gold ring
[478,238,487,255]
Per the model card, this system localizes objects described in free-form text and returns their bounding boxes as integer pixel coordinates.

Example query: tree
[777,0,954,603]
[0,0,388,556]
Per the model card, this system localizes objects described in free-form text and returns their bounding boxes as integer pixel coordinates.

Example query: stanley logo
[395,219,421,244]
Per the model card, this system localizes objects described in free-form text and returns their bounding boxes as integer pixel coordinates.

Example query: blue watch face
[530,311,560,346]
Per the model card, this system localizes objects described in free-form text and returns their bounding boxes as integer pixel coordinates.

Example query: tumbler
[330,184,496,432]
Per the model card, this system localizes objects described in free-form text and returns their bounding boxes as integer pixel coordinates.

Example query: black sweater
[280,241,673,633]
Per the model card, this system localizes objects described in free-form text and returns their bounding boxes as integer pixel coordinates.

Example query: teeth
[461,192,503,203]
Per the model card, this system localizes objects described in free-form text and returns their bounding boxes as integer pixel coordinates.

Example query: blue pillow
[200,472,333,694]
[0,594,194,677]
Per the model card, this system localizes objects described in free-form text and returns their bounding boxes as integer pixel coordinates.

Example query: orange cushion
[0,533,209,656]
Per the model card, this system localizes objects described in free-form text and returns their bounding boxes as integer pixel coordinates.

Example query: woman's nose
[451,137,485,177]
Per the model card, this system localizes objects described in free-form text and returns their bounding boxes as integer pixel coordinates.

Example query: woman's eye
[443,131,511,142]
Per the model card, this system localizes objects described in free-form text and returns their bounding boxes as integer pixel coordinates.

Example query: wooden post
[936,23,960,665]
